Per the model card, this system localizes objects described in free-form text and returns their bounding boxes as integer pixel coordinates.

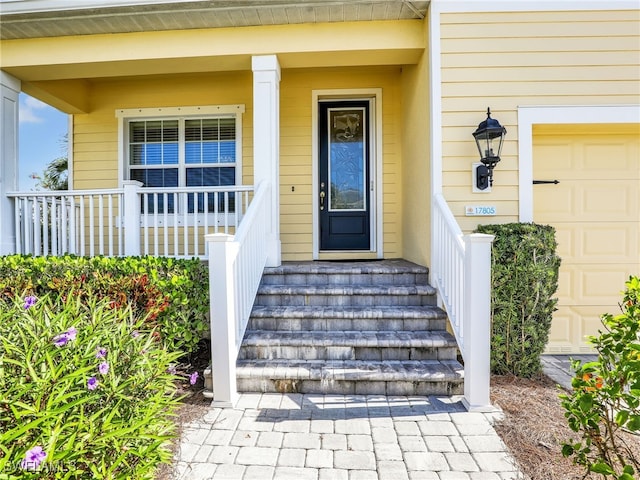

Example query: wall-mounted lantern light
[472,107,506,191]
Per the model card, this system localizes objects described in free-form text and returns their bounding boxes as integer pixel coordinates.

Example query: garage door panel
[546,306,576,354]
[553,228,574,260]
[535,137,640,180]
[555,267,573,302]
[576,265,634,305]
[546,306,604,354]
[533,186,574,220]
[559,265,622,306]
[575,305,616,352]
[580,182,638,220]
[537,182,638,222]
[582,142,639,178]
[576,223,638,263]
[534,127,639,354]
[535,143,573,174]
[552,224,637,264]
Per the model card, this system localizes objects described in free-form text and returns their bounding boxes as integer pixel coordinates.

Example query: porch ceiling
[0,0,429,40]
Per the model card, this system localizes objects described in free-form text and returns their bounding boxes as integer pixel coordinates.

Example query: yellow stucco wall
[439,9,640,232]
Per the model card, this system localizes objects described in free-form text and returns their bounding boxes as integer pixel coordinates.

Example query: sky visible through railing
[18,93,69,191]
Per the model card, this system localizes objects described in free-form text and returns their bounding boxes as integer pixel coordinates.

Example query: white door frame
[518,104,640,222]
[311,88,383,259]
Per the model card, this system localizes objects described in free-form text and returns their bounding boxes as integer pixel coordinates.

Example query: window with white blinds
[122,108,242,213]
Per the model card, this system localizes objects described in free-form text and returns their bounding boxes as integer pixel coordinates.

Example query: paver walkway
[170,393,523,480]
[540,354,597,391]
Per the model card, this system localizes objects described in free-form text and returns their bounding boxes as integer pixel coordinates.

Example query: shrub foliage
[476,223,561,377]
[0,255,208,356]
[0,294,182,479]
[561,277,640,479]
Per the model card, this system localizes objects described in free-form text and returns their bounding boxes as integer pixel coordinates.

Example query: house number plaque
[465,205,497,216]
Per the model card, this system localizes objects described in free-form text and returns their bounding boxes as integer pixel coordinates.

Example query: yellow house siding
[72,72,253,190]
[399,18,430,268]
[279,67,402,261]
[439,9,640,231]
[71,66,403,262]
[73,114,119,189]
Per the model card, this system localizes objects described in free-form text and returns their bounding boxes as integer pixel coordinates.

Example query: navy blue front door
[319,101,370,250]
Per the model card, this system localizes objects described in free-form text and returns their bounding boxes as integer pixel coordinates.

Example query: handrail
[206,181,270,407]
[432,193,466,349]
[7,188,124,197]
[432,192,494,411]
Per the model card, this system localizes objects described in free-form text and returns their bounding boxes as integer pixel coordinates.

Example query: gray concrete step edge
[250,305,446,319]
[236,359,463,382]
[257,284,437,295]
[263,259,429,275]
[241,330,458,348]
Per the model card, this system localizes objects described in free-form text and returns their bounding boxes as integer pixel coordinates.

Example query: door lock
[320,190,325,210]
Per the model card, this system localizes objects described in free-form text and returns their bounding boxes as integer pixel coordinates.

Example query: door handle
[320,190,325,210]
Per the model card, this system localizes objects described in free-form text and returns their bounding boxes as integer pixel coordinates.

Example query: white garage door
[533,124,640,353]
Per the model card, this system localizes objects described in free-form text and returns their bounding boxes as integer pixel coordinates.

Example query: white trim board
[115,104,245,189]
[518,104,640,222]
[431,0,638,13]
[311,88,383,260]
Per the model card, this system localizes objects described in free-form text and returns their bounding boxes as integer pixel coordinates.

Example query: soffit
[0,0,429,40]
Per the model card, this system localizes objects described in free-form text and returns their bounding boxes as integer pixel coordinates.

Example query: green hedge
[476,223,561,377]
[0,255,209,356]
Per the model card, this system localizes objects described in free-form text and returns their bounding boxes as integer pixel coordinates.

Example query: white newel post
[462,233,495,412]
[206,233,240,407]
[0,72,20,255]
[122,180,142,256]
[252,55,281,267]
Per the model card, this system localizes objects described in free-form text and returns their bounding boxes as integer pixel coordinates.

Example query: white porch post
[122,180,142,256]
[206,233,240,407]
[252,55,281,267]
[0,72,20,255]
[462,233,495,412]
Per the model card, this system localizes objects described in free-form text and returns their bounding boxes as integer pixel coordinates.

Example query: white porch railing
[206,181,270,407]
[7,183,254,259]
[432,193,494,411]
[8,189,124,257]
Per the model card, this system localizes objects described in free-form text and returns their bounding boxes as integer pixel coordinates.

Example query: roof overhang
[0,0,429,39]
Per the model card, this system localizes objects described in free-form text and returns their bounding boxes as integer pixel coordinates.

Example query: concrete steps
[236,260,464,396]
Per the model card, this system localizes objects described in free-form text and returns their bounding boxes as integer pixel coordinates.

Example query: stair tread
[257,284,436,295]
[264,259,428,275]
[251,305,446,319]
[236,359,463,381]
[242,330,457,347]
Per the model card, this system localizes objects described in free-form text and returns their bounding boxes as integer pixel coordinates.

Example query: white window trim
[116,104,245,189]
[311,88,383,260]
